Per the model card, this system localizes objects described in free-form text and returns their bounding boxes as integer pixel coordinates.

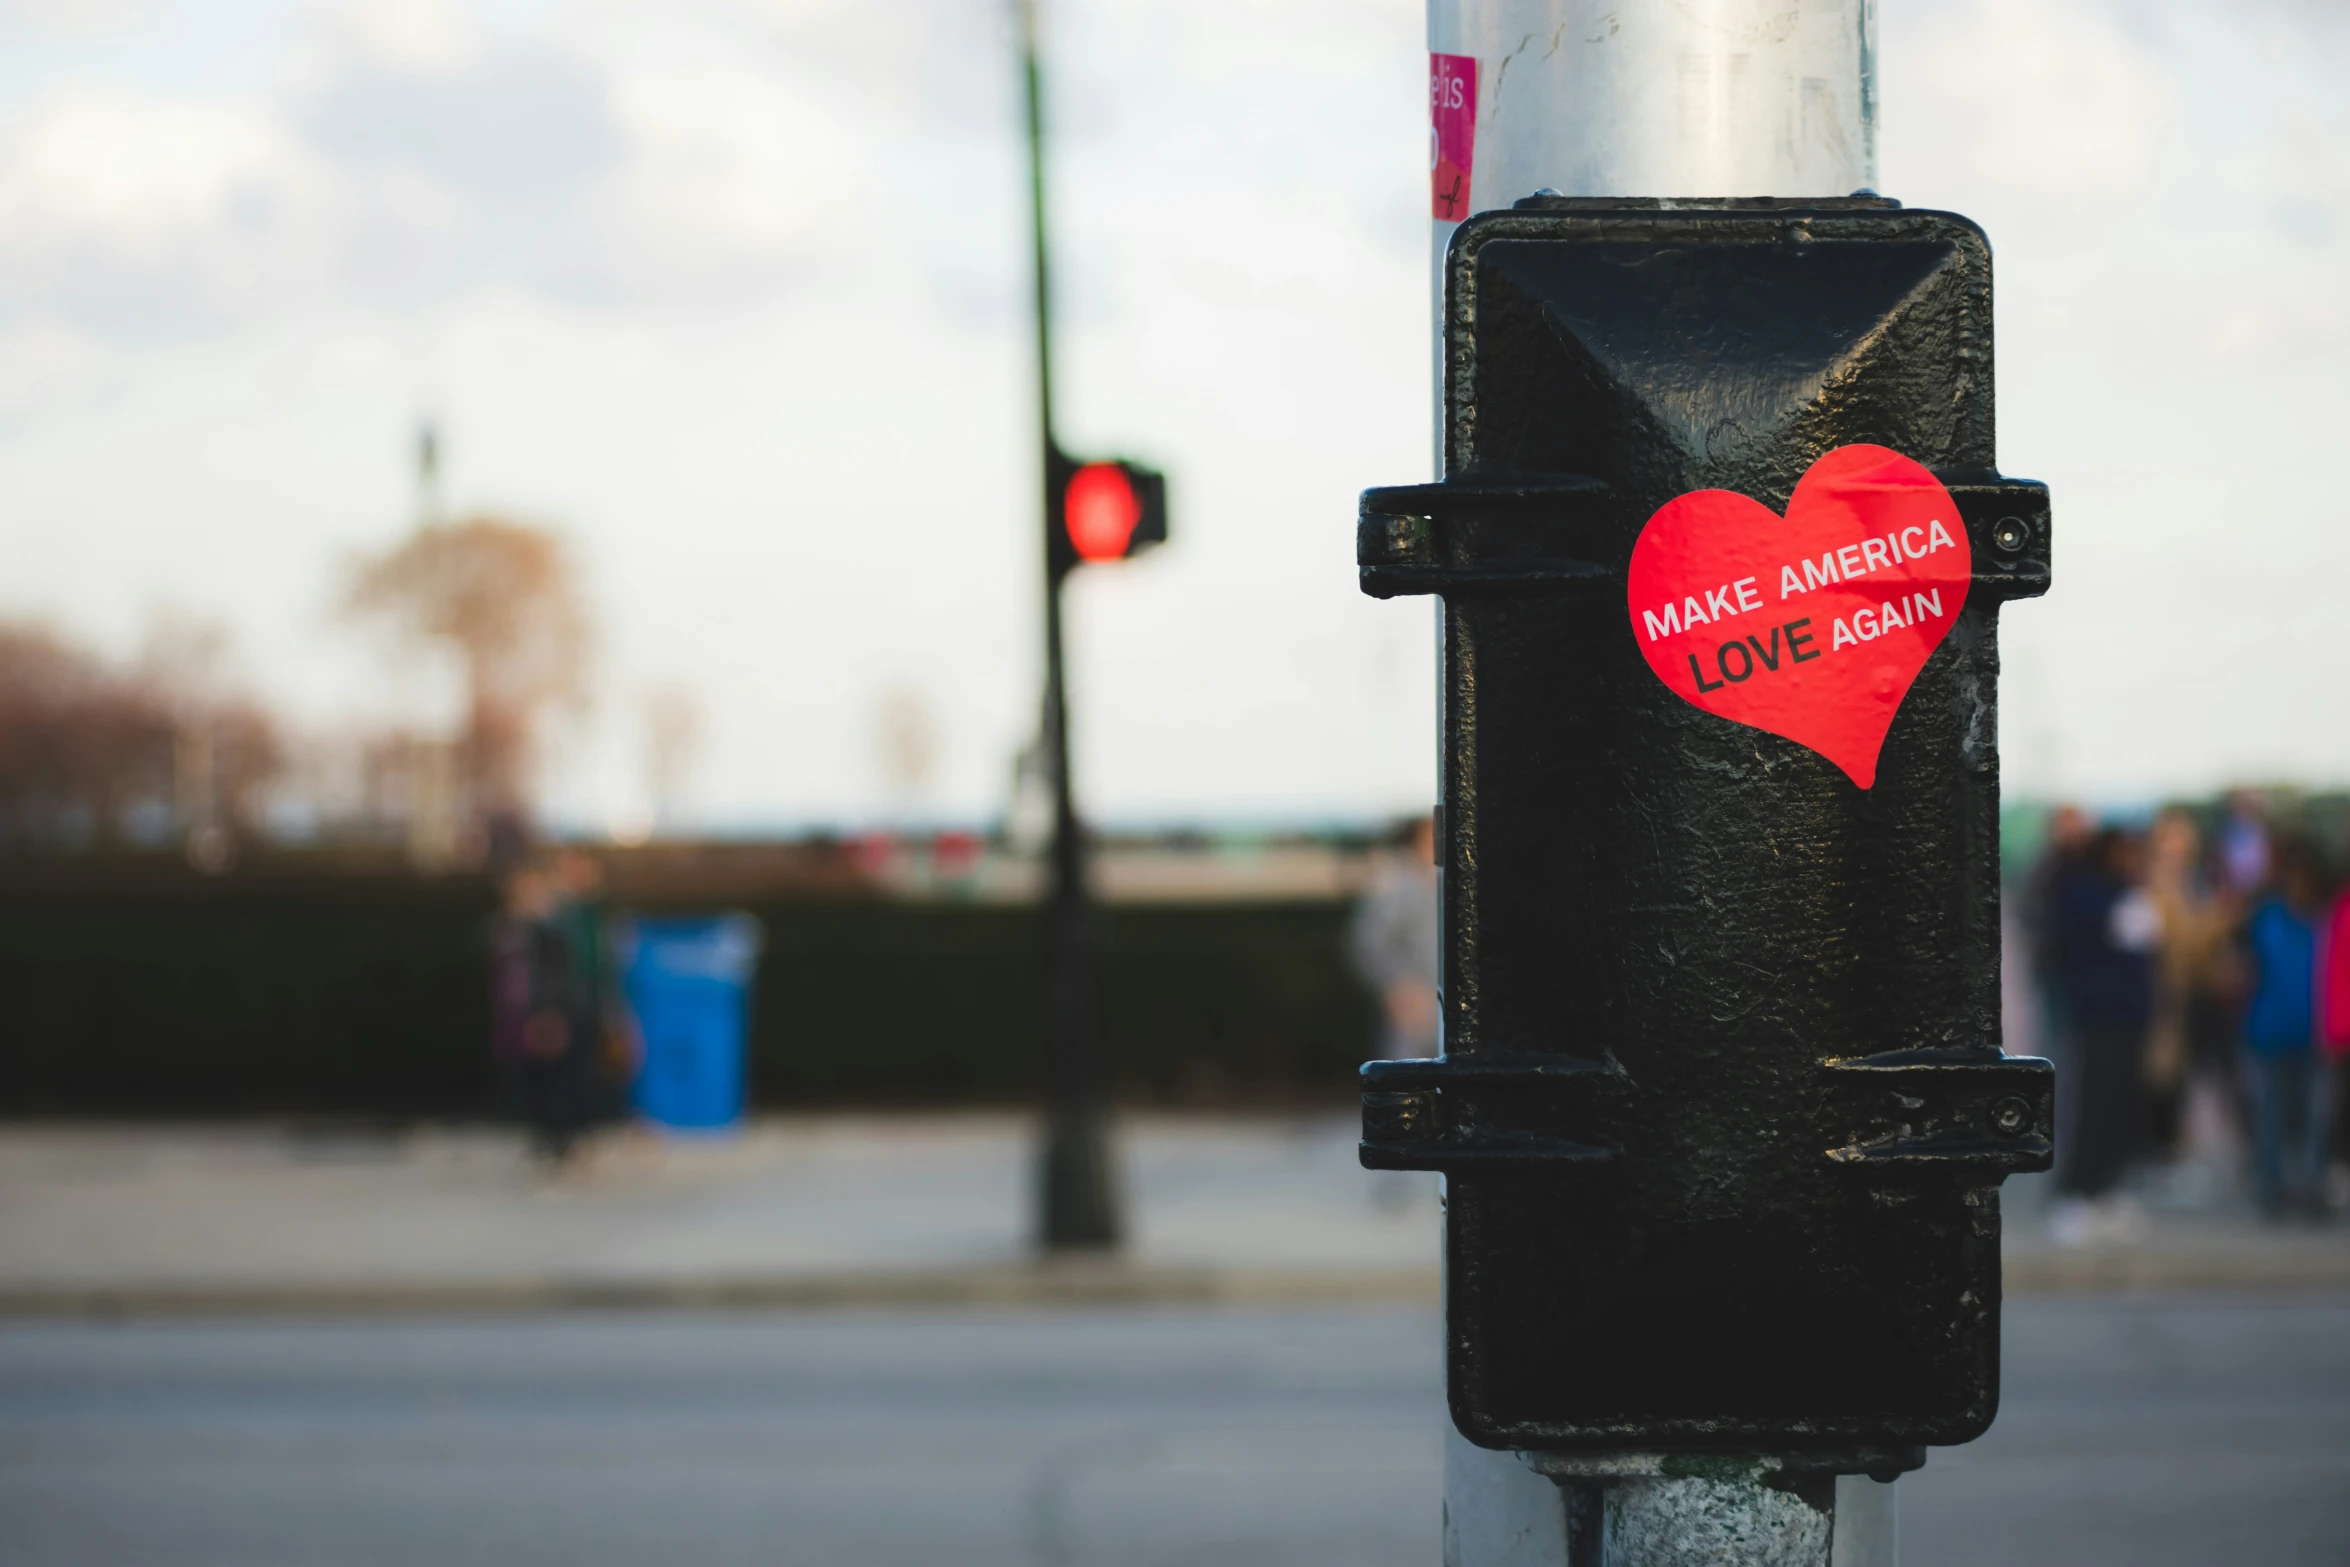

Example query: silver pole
[1423,3,1886,1563]
[1429,0,1875,210]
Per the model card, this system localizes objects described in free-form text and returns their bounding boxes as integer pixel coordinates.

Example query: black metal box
[1357,200,2053,1455]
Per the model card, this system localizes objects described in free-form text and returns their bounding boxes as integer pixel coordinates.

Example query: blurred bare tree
[135,612,282,868]
[0,625,165,846]
[342,517,592,837]
[644,682,703,832]
[874,683,939,814]
[0,616,281,858]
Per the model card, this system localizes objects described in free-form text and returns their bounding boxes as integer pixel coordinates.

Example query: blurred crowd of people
[2025,793,2349,1244]
[490,847,637,1163]
[1350,814,1441,1061]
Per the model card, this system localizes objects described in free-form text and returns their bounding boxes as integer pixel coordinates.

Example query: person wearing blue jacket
[2241,842,2329,1218]
[2047,827,2158,1243]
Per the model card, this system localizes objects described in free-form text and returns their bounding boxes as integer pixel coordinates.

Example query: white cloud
[594,50,873,291]
[0,317,117,422]
[1894,0,2175,200]
[0,0,143,40]
[0,10,895,335]
[332,0,477,73]
[0,90,332,328]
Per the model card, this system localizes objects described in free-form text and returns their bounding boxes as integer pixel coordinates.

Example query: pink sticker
[1624,445,1973,791]
[1431,53,1477,222]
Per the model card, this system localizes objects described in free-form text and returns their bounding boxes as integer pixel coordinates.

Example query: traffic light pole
[1422,3,1894,1563]
[1020,0,1121,1252]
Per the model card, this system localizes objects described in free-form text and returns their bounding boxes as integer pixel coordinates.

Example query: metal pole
[1429,0,1875,212]
[1020,0,1121,1252]
[1424,2,1883,1561]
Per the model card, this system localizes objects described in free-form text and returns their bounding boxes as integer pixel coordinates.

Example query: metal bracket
[1361,1048,2054,1177]
[1819,1050,2054,1172]
[1948,478,2052,601]
[1357,471,2053,605]
[1357,475,1616,599]
[1359,1053,1619,1171]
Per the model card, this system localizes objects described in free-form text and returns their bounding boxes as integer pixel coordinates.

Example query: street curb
[2,1248,2347,1319]
[2001,1245,2350,1296]
[0,1265,1444,1320]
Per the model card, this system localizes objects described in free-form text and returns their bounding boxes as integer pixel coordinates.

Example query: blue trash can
[619,914,763,1131]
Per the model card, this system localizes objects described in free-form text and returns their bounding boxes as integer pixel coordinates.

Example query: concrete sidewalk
[0,1115,2342,1314]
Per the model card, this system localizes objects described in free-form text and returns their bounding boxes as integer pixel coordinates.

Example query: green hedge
[0,866,1376,1115]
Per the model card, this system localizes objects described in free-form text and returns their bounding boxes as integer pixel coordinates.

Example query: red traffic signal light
[1050,451,1166,574]
[1066,463,1142,562]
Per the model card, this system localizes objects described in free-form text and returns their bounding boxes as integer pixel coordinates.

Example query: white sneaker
[2095,1197,2148,1244]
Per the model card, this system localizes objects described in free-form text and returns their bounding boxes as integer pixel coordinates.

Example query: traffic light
[1048,446,1166,576]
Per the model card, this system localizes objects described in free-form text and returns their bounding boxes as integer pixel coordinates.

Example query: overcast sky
[0,0,2342,831]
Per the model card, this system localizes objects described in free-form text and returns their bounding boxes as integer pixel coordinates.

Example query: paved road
[2,1296,2344,1566]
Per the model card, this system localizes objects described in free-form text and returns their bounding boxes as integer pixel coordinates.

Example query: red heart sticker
[1625,444,1971,789]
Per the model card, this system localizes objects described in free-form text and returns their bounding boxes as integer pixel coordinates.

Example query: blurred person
[483,807,533,877]
[2024,806,2094,1166]
[2239,839,2329,1219]
[549,846,638,1144]
[2047,826,2158,1245]
[2026,806,2095,1033]
[2319,844,2350,1208]
[1352,815,1440,1059]
[491,862,570,1147]
[2219,789,2272,899]
[2144,807,2238,1171]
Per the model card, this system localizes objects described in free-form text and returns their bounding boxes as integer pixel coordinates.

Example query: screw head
[1991,516,2029,554]
[1989,1096,2032,1136]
